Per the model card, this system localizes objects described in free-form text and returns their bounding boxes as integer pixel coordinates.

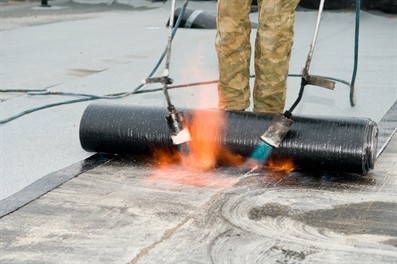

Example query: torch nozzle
[260,111,293,148]
[165,108,191,145]
[243,112,292,171]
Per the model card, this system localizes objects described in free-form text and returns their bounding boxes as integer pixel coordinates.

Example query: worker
[216,0,301,113]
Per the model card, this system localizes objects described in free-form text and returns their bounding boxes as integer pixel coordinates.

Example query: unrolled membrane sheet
[79,103,379,175]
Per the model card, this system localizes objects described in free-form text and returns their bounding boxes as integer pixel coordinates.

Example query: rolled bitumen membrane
[79,103,378,175]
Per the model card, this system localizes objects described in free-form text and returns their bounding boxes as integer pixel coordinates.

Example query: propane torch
[247,0,335,170]
[144,0,191,149]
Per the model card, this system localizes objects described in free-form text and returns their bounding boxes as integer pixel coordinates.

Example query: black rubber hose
[79,103,378,175]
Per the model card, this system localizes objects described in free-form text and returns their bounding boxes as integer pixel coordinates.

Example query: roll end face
[260,114,293,148]
[367,120,379,171]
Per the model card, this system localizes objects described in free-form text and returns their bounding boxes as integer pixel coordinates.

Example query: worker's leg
[253,0,300,113]
[216,0,252,111]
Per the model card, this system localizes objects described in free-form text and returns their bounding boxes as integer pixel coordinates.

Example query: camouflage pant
[216,0,300,113]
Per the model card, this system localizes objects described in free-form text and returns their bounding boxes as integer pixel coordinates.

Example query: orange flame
[147,110,244,187]
[186,110,223,170]
[185,110,244,170]
[148,108,297,188]
[266,157,296,173]
[152,146,181,168]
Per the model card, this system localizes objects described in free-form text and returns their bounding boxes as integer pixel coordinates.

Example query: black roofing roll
[79,103,378,175]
